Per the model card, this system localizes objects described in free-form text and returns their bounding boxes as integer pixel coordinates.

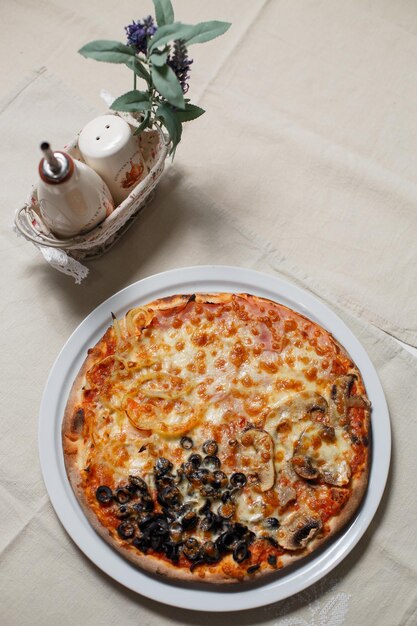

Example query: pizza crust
[62,292,371,584]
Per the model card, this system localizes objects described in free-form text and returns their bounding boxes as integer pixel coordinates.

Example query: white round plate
[38,265,390,612]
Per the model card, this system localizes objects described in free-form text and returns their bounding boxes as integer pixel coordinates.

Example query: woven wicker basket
[14,113,169,281]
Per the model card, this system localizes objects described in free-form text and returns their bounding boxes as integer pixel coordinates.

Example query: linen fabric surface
[3,0,416,345]
[1,1,417,624]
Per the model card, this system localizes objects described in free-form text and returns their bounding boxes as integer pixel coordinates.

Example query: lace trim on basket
[39,247,89,283]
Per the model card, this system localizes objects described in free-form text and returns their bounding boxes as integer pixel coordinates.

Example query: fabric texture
[3,0,417,344]
[1,1,417,624]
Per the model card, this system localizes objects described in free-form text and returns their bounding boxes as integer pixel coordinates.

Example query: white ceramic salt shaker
[37,142,114,239]
[78,115,148,205]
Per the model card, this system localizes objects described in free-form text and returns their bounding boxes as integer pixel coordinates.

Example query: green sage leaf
[184,21,231,45]
[78,40,135,63]
[151,64,185,109]
[150,50,169,67]
[125,57,151,83]
[152,0,174,27]
[149,21,231,52]
[173,103,205,123]
[155,103,182,154]
[134,111,151,136]
[110,90,151,113]
[149,22,195,52]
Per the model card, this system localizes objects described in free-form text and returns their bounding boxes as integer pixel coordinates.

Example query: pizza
[62,293,371,583]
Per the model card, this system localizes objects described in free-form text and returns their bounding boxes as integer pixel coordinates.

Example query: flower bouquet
[79,0,230,155]
[14,0,230,281]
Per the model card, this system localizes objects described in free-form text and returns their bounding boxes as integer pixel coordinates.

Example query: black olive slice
[188,468,209,486]
[150,534,164,550]
[216,530,236,552]
[197,467,210,481]
[155,457,173,477]
[201,540,220,563]
[184,537,199,549]
[267,554,277,567]
[95,486,113,504]
[182,537,201,561]
[114,487,131,504]
[213,514,228,532]
[136,494,154,512]
[180,436,194,450]
[230,472,247,488]
[265,517,280,529]
[211,470,228,489]
[163,541,180,563]
[233,541,250,563]
[217,501,236,519]
[230,522,248,538]
[202,440,218,455]
[162,509,178,524]
[199,512,214,532]
[117,521,135,540]
[247,564,260,574]
[188,453,202,468]
[157,485,181,507]
[142,498,155,512]
[150,517,169,536]
[228,523,255,546]
[181,511,198,530]
[177,502,193,516]
[138,514,154,530]
[116,504,136,519]
[203,455,221,470]
[182,461,194,476]
[132,537,149,553]
[128,475,148,492]
[200,484,218,498]
[170,522,183,543]
[116,505,129,519]
[221,490,233,503]
[156,475,175,488]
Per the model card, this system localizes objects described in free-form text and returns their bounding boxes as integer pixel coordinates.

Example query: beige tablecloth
[1,1,417,624]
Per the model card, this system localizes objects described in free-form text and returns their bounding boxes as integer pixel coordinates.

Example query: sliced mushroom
[329,375,370,427]
[329,375,353,425]
[239,429,275,491]
[277,510,322,550]
[292,422,352,486]
[291,455,320,480]
[272,392,329,425]
[321,460,351,486]
[275,466,297,507]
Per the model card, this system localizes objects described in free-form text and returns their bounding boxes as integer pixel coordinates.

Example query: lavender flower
[168,39,193,93]
[125,16,157,55]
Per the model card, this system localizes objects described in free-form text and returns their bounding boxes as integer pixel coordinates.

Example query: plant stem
[133,71,137,90]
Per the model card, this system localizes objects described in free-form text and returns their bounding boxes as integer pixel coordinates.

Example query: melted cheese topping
[73,295,369,556]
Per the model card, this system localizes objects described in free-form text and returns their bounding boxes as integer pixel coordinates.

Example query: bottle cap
[39,143,74,184]
[78,115,133,158]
